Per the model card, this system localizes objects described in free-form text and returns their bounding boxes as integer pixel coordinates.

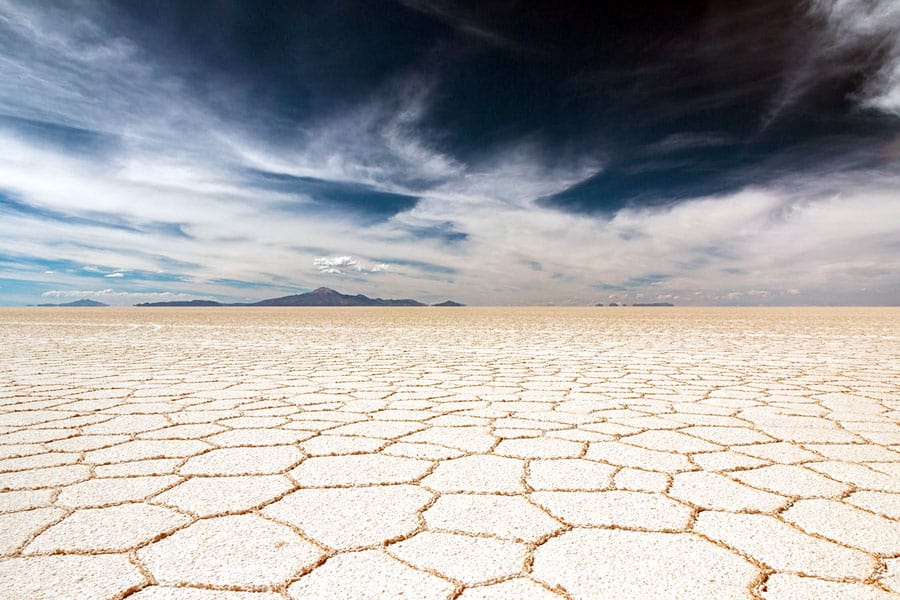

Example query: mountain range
[35,299,108,307]
[135,287,463,307]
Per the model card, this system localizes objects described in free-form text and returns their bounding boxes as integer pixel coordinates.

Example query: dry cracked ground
[0,307,898,600]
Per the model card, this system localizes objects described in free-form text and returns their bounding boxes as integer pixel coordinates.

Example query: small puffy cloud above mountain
[314,256,389,275]
[314,256,358,274]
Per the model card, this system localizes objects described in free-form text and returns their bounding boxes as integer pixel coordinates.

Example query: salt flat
[0,307,898,599]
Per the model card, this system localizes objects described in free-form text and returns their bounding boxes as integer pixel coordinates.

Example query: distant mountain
[432,300,464,306]
[250,287,425,306]
[633,302,674,307]
[135,300,223,307]
[36,298,108,307]
[134,288,427,307]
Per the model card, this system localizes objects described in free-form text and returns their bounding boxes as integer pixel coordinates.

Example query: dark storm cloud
[397,0,514,47]
[246,170,419,223]
[538,126,891,214]
[102,0,899,215]
[103,1,453,139]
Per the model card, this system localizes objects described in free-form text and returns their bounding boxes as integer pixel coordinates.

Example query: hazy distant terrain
[34,299,108,307]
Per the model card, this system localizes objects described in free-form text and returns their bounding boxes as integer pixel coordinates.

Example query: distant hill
[432,300,465,306]
[251,287,425,306]
[135,288,426,307]
[135,299,222,307]
[633,302,674,307]
[36,298,108,307]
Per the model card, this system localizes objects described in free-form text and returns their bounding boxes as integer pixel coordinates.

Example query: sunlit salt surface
[0,307,898,599]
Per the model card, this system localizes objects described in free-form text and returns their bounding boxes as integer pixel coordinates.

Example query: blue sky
[0,1,898,305]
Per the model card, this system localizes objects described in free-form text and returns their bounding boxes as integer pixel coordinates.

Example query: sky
[1,0,898,306]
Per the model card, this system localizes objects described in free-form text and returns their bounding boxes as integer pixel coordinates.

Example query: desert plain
[0,306,898,599]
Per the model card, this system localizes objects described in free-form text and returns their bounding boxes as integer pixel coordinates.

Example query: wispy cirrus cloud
[808,0,900,116]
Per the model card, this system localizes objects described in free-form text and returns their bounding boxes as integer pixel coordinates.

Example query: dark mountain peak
[433,300,465,306]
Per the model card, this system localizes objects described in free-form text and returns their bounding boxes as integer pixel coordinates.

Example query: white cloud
[314,256,358,274]
[810,0,900,116]
[104,272,124,278]
[314,256,390,275]
[761,0,900,124]
[223,75,462,188]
